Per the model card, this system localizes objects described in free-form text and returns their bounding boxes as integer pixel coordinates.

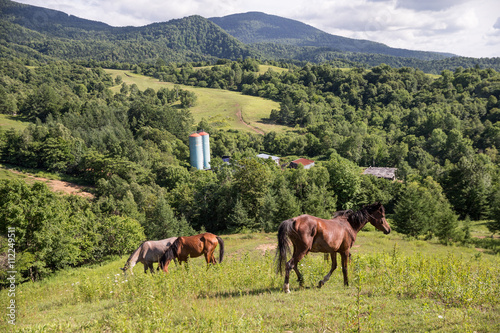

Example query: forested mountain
[209,12,453,60]
[1,0,499,72]
[0,0,255,63]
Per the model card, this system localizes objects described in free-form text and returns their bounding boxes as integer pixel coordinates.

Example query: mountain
[1,0,498,72]
[0,0,255,63]
[209,12,454,61]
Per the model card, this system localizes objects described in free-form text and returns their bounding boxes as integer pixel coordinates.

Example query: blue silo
[199,131,210,169]
[189,132,203,170]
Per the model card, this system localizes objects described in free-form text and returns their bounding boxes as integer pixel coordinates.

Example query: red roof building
[289,158,315,169]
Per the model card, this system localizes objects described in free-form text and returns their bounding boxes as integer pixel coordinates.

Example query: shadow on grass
[212,287,283,298]
[470,237,500,255]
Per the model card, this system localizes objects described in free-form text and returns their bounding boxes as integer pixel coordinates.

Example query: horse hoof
[317,281,324,288]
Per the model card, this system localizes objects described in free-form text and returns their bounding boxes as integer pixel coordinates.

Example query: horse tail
[159,237,180,269]
[216,236,225,263]
[276,218,294,275]
[122,241,145,272]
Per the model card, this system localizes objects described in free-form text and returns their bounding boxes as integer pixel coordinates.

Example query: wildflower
[438,315,443,319]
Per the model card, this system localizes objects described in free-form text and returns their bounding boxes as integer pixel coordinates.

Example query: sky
[15,0,500,58]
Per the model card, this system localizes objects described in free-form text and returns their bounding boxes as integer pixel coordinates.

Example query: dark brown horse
[276,202,391,293]
[159,233,224,273]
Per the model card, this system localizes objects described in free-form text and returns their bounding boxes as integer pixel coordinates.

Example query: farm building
[362,167,397,180]
[289,158,315,169]
[257,153,280,165]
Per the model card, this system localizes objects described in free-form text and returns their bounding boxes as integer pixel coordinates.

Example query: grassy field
[2,229,499,332]
[0,114,30,133]
[105,69,287,134]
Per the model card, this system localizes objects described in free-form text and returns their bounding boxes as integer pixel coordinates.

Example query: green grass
[0,165,27,181]
[106,69,288,134]
[2,230,499,332]
[0,114,31,133]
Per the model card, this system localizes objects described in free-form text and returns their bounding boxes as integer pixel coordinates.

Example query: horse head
[366,202,391,234]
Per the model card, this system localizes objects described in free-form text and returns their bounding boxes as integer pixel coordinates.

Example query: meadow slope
[105,69,285,134]
[2,230,499,332]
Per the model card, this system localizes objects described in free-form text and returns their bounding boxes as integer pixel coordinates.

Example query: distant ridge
[210,12,455,61]
[1,0,498,72]
[0,0,254,63]
[0,0,111,33]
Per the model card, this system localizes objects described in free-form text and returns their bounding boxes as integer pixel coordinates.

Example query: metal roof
[362,167,397,179]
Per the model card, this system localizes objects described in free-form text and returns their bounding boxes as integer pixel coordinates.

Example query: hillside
[209,12,454,60]
[2,0,499,72]
[1,229,499,331]
[105,69,283,134]
[0,0,255,63]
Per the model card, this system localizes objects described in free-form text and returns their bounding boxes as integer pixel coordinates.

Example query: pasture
[2,230,499,332]
[105,69,286,134]
[0,114,30,133]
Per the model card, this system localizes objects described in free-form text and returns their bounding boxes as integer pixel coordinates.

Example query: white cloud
[494,17,500,30]
[394,0,468,11]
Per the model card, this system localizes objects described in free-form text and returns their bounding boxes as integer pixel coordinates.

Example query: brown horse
[159,233,224,273]
[276,202,391,293]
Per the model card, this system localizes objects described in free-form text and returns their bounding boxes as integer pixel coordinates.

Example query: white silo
[198,131,210,169]
[189,132,203,170]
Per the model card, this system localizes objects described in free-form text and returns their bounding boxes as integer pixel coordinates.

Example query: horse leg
[204,251,216,265]
[340,251,350,287]
[148,262,154,274]
[162,259,172,273]
[284,250,308,293]
[283,258,293,293]
[318,252,337,288]
[293,265,305,288]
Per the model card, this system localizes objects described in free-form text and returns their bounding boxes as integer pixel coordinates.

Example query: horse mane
[333,209,353,218]
[159,237,180,268]
[344,203,381,231]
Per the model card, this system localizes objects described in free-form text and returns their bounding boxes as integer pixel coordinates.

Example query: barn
[289,158,315,169]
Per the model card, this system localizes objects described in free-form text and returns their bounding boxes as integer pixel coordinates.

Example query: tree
[179,90,197,108]
[394,177,458,243]
[227,198,255,232]
[233,158,272,221]
[443,154,494,220]
[488,185,500,235]
[324,152,361,209]
[143,195,182,239]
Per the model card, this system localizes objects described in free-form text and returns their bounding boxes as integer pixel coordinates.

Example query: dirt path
[9,170,94,199]
[235,104,265,135]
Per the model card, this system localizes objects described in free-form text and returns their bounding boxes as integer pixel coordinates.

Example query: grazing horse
[159,233,224,273]
[276,202,391,293]
[121,237,177,274]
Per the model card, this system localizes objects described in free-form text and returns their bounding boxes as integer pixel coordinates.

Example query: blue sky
[16,0,500,57]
